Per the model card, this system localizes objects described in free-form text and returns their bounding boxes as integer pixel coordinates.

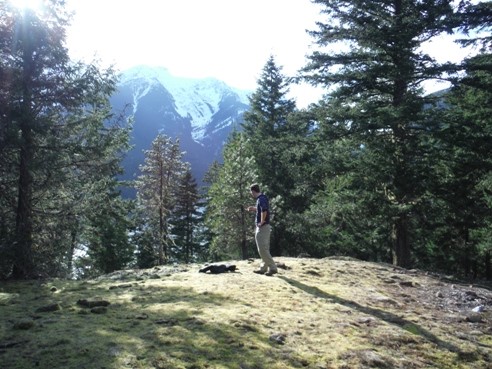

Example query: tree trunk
[12,21,37,279]
[67,227,77,279]
[240,206,248,260]
[485,250,491,281]
[12,124,35,279]
[185,216,192,263]
[158,161,167,265]
[159,205,166,265]
[392,214,411,268]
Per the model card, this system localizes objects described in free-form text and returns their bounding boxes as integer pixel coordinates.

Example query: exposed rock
[304,270,322,277]
[155,319,178,326]
[466,313,483,323]
[269,333,287,345]
[35,303,61,313]
[472,305,485,313]
[297,253,311,258]
[357,317,377,326]
[341,349,391,368]
[90,306,108,314]
[399,280,417,287]
[108,283,133,290]
[276,262,291,270]
[371,295,399,306]
[358,350,389,368]
[13,320,34,330]
[77,299,110,308]
[0,340,28,349]
[383,278,397,284]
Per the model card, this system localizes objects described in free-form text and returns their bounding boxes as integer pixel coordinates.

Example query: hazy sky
[63,0,475,107]
[64,0,326,106]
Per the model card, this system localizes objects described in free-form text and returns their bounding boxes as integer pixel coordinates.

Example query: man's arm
[259,210,268,226]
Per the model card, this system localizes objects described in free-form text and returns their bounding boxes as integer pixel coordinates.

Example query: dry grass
[1,257,491,369]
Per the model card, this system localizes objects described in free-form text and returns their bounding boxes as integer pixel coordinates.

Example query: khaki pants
[255,224,277,272]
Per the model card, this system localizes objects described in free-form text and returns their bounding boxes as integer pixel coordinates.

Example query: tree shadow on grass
[1,278,300,369]
[278,276,464,355]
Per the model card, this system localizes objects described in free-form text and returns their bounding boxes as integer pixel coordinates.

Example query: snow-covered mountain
[111,66,251,194]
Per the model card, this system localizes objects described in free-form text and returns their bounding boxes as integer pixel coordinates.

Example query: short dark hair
[250,183,260,193]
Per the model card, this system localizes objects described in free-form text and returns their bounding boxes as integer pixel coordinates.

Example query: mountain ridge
[119,65,250,143]
[111,65,251,192]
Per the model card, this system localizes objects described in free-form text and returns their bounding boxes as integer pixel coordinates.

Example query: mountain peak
[112,65,251,187]
[119,65,250,142]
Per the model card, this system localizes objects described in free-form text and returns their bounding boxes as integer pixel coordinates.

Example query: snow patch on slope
[131,83,152,116]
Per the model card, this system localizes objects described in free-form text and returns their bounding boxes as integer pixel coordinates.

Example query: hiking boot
[253,270,266,275]
[265,270,278,276]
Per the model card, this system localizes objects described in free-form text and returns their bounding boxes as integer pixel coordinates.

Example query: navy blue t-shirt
[256,193,270,225]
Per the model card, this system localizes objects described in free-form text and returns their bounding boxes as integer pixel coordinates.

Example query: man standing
[246,184,278,276]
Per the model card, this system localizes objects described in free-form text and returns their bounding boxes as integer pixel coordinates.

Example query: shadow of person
[278,275,463,355]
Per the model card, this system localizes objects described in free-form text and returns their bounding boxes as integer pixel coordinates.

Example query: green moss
[1,258,491,369]
[402,323,421,335]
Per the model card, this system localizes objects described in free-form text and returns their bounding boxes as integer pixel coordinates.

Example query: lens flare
[8,0,44,12]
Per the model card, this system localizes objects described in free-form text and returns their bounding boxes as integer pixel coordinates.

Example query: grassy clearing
[1,257,491,369]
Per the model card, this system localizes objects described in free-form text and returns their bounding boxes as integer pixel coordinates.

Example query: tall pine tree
[302,0,461,267]
[170,168,201,263]
[135,134,187,265]
[425,1,492,277]
[0,0,131,278]
[242,56,299,256]
[205,132,259,260]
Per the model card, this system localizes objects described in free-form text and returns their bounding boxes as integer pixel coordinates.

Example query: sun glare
[8,0,44,12]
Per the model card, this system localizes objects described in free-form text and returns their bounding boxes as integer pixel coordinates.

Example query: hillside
[1,257,491,369]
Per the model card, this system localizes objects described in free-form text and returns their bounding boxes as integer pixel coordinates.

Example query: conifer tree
[170,168,201,263]
[205,132,258,259]
[135,134,187,265]
[79,183,135,277]
[242,56,298,255]
[430,69,492,276]
[425,2,492,277]
[0,0,131,278]
[302,0,461,267]
[243,56,296,186]
[200,160,222,258]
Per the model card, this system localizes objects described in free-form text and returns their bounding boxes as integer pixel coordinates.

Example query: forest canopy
[1,0,491,280]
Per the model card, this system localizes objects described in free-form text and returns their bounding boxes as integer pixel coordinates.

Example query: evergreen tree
[0,0,131,278]
[200,160,222,259]
[205,132,259,260]
[302,0,461,267]
[242,56,297,190]
[133,223,156,269]
[135,134,187,265]
[456,0,491,51]
[242,56,299,256]
[203,161,222,186]
[425,3,492,277]
[271,109,321,256]
[79,184,135,277]
[170,168,201,263]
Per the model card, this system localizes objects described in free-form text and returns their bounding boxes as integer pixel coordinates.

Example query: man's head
[250,183,261,198]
